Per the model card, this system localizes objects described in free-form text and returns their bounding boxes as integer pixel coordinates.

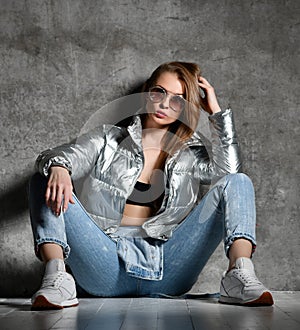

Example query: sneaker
[219,257,273,306]
[32,259,79,309]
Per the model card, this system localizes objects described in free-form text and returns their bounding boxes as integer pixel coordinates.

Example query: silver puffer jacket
[36,108,241,240]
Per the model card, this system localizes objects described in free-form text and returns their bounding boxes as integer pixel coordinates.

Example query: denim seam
[126,263,163,281]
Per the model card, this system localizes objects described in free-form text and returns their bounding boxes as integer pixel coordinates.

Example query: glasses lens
[149,87,165,103]
[170,95,185,112]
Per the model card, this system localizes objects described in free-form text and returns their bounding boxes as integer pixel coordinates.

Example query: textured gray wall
[0,0,299,297]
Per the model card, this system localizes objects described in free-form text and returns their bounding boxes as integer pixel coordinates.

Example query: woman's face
[146,71,185,128]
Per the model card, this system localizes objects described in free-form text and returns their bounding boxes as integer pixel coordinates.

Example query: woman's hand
[198,76,222,115]
[45,166,75,216]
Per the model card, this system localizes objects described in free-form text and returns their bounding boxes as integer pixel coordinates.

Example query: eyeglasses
[148,86,186,112]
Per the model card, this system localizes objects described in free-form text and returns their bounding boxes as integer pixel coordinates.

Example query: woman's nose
[159,94,170,109]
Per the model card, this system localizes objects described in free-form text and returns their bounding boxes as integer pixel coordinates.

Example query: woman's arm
[208,108,242,176]
[35,126,106,178]
[35,126,107,215]
[196,77,242,180]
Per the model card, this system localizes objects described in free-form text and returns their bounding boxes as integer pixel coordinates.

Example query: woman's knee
[29,172,48,196]
[225,173,254,189]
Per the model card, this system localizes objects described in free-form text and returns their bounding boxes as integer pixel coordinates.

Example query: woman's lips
[155,110,167,118]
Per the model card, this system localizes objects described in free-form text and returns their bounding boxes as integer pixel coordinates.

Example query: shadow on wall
[0,83,145,225]
[0,174,33,223]
[0,172,44,297]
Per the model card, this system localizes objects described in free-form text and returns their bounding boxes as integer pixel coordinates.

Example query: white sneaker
[32,259,79,309]
[219,257,273,306]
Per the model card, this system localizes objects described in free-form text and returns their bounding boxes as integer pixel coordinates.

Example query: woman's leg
[139,173,257,296]
[29,173,74,260]
[29,173,138,299]
[228,239,252,270]
[63,196,138,297]
[40,243,64,262]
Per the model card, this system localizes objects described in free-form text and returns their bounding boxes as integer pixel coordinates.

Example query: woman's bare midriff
[120,203,153,226]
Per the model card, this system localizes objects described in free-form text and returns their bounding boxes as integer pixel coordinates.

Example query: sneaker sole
[32,295,79,310]
[219,291,274,306]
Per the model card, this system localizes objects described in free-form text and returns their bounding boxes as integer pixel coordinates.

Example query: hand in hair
[198,76,222,115]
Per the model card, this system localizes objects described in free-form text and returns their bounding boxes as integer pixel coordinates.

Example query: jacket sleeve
[35,126,106,180]
[196,108,242,184]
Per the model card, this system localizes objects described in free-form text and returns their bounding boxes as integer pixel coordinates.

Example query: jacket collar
[127,114,143,151]
[126,112,207,153]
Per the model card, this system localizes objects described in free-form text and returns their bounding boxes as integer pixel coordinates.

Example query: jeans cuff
[225,233,256,258]
[35,238,70,260]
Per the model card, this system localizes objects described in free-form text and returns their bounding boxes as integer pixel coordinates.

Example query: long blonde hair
[142,61,202,164]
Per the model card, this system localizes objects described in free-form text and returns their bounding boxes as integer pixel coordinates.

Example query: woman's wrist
[49,165,70,175]
[210,107,222,115]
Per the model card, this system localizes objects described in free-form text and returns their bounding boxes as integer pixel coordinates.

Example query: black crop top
[126,181,164,209]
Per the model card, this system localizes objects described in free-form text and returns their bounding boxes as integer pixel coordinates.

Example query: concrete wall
[0,0,299,297]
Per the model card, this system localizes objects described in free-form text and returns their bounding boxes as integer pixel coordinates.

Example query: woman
[29,61,273,309]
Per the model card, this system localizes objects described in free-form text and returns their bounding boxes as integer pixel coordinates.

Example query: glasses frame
[148,86,186,112]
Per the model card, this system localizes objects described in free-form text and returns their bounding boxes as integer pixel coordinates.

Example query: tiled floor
[0,292,299,329]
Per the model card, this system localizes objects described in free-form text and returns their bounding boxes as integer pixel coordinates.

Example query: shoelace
[233,269,262,286]
[41,272,65,289]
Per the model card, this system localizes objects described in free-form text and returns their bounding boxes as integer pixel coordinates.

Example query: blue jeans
[29,173,256,297]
